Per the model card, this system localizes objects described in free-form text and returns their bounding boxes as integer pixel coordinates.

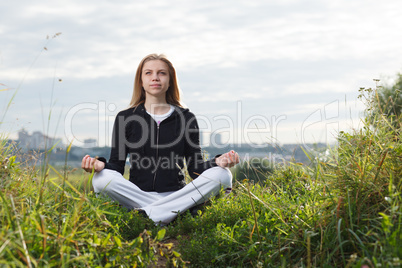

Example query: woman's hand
[81,155,105,173]
[216,150,240,168]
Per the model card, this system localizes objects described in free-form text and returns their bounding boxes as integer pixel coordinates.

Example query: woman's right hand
[81,155,105,173]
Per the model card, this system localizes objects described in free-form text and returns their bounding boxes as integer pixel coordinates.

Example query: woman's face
[141,60,170,100]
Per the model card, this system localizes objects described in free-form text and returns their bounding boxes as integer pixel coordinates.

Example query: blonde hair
[129,53,182,108]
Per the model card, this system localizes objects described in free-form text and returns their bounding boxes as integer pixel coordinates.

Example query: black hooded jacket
[99,104,219,192]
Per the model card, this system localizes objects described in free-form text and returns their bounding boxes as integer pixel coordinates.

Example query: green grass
[0,141,185,267]
[1,85,401,267]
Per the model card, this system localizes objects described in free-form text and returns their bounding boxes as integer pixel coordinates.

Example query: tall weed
[0,141,185,267]
[173,81,401,267]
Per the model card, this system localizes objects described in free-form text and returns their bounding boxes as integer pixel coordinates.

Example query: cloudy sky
[1,0,402,148]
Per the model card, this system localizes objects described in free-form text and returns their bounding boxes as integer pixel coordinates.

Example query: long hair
[129,53,182,108]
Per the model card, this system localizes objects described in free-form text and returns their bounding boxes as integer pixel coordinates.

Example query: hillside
[0,84,401,267]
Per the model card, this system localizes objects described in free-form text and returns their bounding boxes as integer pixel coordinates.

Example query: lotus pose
[82,53,239,225]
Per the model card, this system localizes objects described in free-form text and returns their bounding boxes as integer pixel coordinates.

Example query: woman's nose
[152,74,159,80]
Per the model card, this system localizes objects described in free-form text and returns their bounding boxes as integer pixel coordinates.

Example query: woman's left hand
[216,150,240,168]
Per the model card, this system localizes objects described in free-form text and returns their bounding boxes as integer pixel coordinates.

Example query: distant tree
[231,158,273,184]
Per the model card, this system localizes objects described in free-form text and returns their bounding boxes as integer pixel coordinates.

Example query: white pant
[92,167,232,224]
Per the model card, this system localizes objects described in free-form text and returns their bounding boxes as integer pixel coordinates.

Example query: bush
[169,80,402,267]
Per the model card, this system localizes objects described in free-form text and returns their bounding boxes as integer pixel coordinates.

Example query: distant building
[17,129,63,150]
[210,132,223,147]
[18,129,30,148]
[199,131,207,147]
[84,138,97,148]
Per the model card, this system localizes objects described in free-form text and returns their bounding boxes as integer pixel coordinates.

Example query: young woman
[82,53,239,225]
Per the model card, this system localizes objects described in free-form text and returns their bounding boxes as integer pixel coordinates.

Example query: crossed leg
[92,167,232,225]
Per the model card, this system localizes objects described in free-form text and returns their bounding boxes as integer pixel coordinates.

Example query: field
[0,86,401,267]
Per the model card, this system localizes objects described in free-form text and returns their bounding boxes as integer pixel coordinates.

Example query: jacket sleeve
[100,112,127,175]
[184,114,220,180]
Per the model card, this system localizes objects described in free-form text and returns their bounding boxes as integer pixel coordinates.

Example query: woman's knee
[209,166,232,188]
[92,169,121,193]
[221,168,233,188]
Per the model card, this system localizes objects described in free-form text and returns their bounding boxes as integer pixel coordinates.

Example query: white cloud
[3,0,402,79]
[1,0,402,144]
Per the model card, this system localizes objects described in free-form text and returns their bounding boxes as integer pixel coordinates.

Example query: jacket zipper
[152,123,160,190]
